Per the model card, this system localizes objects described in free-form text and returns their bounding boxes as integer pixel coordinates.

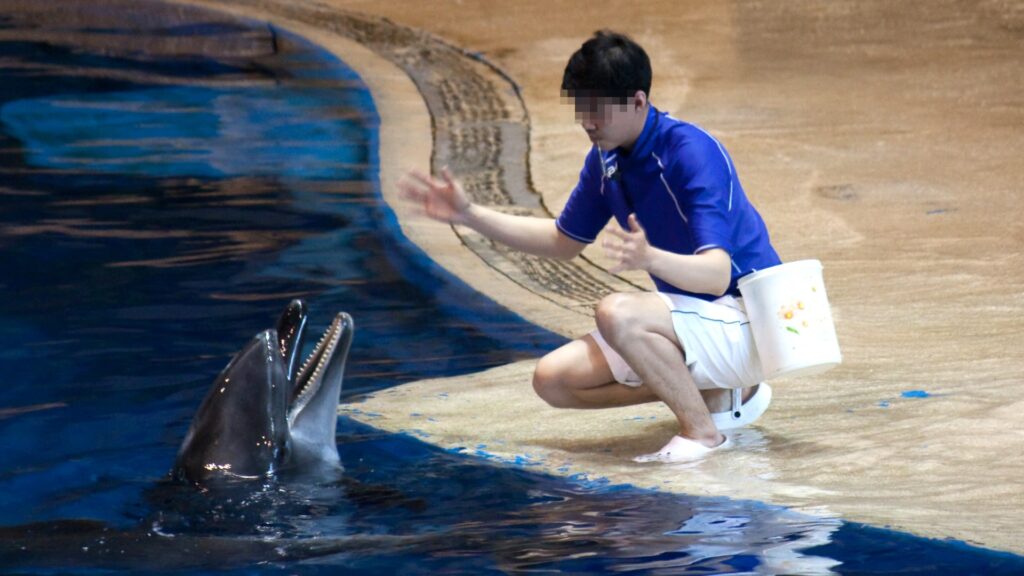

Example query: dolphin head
[172,300,354,485]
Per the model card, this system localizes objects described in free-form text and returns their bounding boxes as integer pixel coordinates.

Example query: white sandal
[634,434,732,463]
[711,383,772,430]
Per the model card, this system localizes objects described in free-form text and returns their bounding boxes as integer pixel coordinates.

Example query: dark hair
[561,30,652,101]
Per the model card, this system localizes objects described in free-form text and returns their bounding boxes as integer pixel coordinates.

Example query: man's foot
[633,434,731,463]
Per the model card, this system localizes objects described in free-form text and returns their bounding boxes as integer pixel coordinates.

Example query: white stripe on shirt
[690,125,735,212]
[651,152,689,225]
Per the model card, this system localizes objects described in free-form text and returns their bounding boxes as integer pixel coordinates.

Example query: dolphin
[172,299,354,484]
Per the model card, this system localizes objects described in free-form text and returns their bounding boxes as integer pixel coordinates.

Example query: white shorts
[590,293,764,391]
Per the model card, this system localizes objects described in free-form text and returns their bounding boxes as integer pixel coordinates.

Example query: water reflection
[3,86,372,180]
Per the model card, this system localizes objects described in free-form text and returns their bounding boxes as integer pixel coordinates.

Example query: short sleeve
[667,138,735,255]
[555,148,611,244]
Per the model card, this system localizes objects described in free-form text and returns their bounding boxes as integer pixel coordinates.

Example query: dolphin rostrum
[173,300,354,484]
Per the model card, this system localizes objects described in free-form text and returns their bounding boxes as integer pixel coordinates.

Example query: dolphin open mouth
[287,313,351,427]
[173,301,353,484]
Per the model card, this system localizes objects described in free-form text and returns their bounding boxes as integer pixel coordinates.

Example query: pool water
[0,1,1021,573]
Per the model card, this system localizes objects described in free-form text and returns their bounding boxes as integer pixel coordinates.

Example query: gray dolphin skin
[173,300,354,484]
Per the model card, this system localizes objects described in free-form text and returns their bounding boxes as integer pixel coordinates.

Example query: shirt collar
[617,105,660,165]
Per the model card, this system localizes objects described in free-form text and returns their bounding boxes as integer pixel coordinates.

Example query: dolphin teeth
[296,324,334,381]
[289,316,344,424]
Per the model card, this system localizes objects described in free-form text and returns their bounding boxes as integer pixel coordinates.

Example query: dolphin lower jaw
[287,313,353,468]
[287,313,352,428]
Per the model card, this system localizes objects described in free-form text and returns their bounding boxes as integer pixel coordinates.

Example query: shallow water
[0,1,1021,573]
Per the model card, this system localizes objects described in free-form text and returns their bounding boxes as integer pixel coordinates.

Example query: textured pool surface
[0,1,1022,573]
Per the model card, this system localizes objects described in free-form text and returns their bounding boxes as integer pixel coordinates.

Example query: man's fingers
[626,213,643,233]
[441,166,456,186]
[602,234,639,274]
[605,226,630,241]
[601,237,624,251]
[602,241,626,262]
[408,169,443,192]
[398,179,427,202]
[396,175,418,194]
[603,236,637,253]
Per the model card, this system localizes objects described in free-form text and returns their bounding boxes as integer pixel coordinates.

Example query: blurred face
[570,91,648,151]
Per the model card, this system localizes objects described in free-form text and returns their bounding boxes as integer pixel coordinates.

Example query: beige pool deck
[186,0,1023,555]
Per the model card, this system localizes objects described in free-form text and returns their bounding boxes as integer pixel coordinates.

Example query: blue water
[0,1,1021,574]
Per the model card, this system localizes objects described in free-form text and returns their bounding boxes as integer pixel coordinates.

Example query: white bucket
[737,259,841,380]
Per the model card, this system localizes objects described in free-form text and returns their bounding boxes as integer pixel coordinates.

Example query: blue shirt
[556,106,781,300]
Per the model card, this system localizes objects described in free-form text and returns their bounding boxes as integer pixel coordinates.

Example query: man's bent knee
[532,355,574,408]
[595,293,642,347]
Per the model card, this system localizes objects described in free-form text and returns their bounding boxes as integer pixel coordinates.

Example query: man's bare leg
[532,335,660,409]
[533,335,756,414]
[595,292,724,449]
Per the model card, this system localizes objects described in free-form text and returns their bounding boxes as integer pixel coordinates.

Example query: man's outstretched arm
[399,168,586,261]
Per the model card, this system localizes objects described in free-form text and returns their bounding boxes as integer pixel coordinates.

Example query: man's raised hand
[603,213,652,274]
[398,166,471,224]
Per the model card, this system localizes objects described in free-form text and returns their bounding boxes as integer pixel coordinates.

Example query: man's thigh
[534,334,661,408]
[619,292,679,339]
[598,291,679,342]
